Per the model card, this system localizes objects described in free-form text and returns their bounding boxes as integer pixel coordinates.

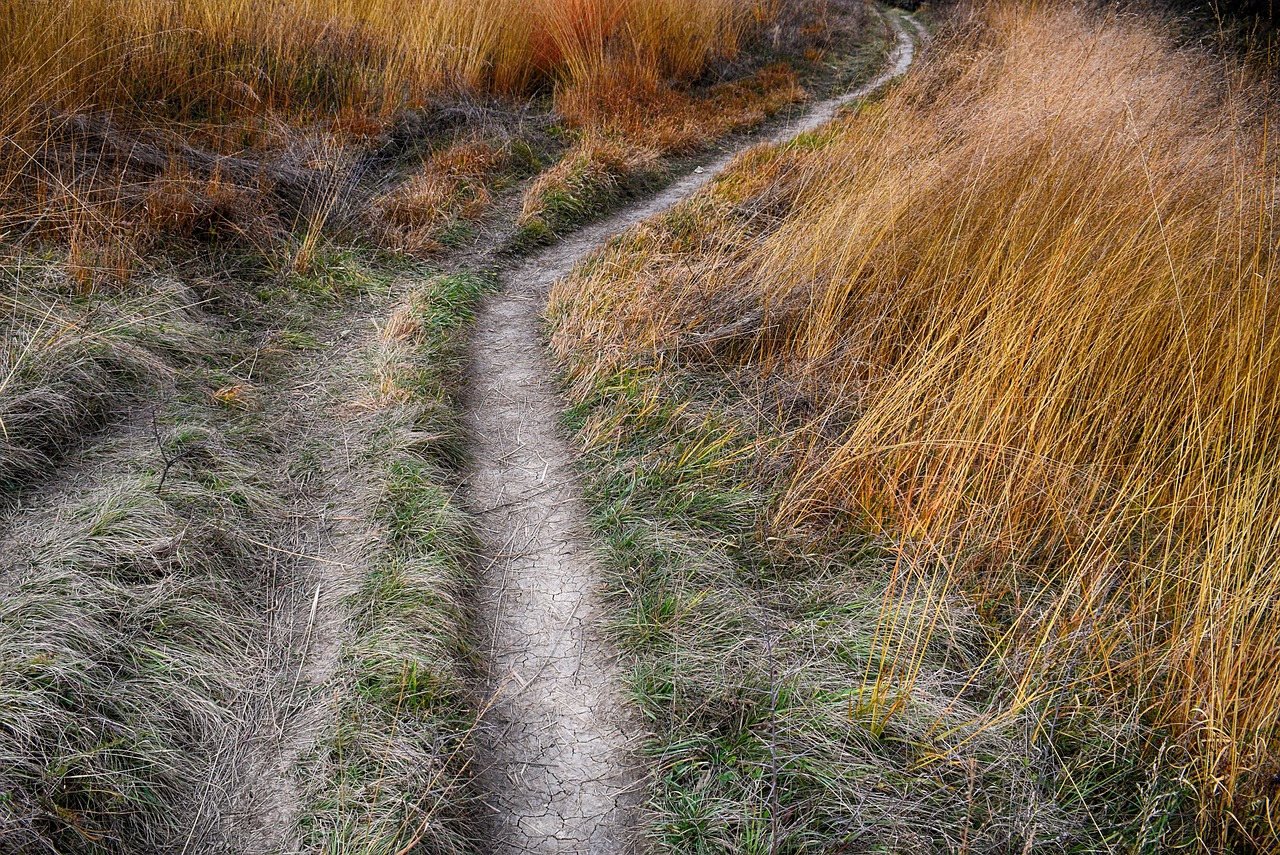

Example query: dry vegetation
[516,63,811,242]
[300,274,490,855]
[0,0,754,122]
[551,1,1280,849]
[1,0,860,852]
[0,255,493,853]
[0,0,766,272]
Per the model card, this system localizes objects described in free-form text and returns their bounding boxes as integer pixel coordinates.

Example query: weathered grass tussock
[0,271,227,493]
[0,417,279,852]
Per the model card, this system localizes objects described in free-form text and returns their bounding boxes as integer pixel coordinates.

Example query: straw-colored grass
[0,0,754,123]
[0,0,771,273]
[551,1,1280,846]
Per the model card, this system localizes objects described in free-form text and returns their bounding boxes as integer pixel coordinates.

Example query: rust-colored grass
[520,63,807,238]
[0,0,763,268]
[558,62,806,154]
[551,1,1280,845]
[374,139,508,256]
[0,0,755,123]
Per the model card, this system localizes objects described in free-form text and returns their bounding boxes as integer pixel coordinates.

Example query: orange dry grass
[0,0,760,258]
[552,1,1280,844]
[0,0,756,125]
[374,140,507,255]
[558,63,805,154]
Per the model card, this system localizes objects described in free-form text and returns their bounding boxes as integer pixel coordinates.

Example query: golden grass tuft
[551,1,1280,845]
[518,134,659,230]
[210,382,257,410]
[373,139,507,256]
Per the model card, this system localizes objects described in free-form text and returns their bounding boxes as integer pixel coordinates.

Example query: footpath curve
[462,11,926,853]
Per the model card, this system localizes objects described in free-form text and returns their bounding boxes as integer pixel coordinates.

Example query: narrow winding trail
[463,12,924,853]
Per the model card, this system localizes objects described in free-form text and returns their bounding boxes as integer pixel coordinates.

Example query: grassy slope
[0,412,280,851]
[0,248,334,850]
[554,350,1134,854]
[546,6,1260,852]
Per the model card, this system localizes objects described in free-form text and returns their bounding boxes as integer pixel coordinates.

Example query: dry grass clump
[557,62,806,156]
[518,135,661,239]
[0,270,226,492]
[2,112,322,287]
[552,1,1280,846]
[373,139,510,256]
[0,413,281,852]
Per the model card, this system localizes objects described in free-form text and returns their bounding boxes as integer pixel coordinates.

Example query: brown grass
[551,1,1280,846]
[518,62,808,238]
[373,139,508,256]
[0,0,766,273]
[557,60,806,155]
[0,0,755,124]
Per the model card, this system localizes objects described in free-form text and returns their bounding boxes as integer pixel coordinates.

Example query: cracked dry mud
[463,12,922,854]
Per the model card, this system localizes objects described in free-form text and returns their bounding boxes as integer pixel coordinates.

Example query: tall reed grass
[0,0,754,126]
[552,1,1280,845]
[0,0,761,266]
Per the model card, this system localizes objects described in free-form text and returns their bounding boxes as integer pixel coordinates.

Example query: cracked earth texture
[463,12,923,854]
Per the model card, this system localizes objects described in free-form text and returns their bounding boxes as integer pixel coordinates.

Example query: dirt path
[210,341,379,854]
[463,10,923,854]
